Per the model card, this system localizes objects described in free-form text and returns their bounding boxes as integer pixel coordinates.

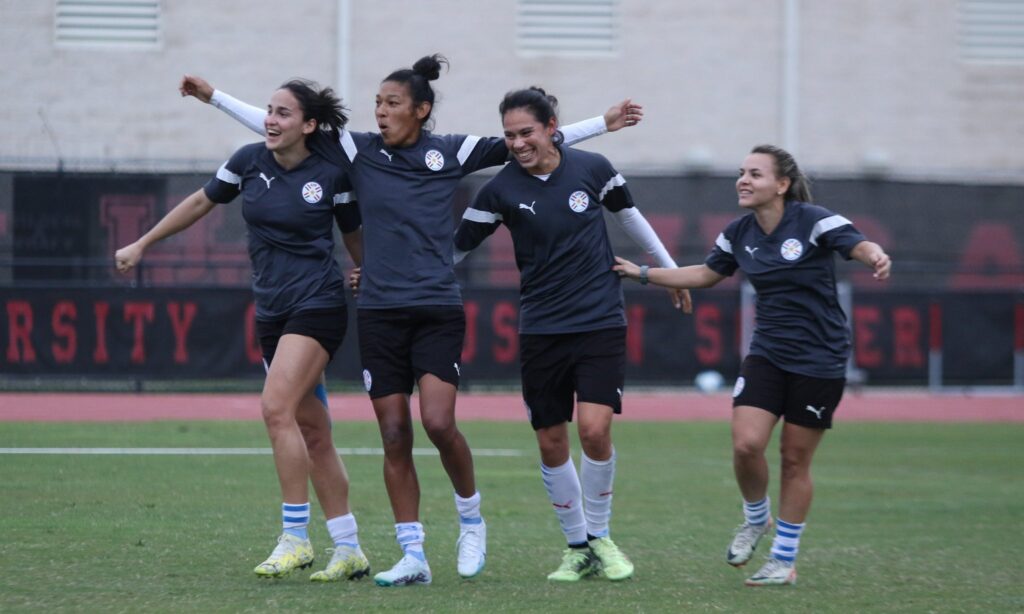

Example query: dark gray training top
[310,130,508,309]
[204,142,360,320]
[453,146,631,335]
[704,201,866,378]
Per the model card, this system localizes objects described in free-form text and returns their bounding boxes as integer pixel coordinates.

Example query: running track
[0,391,1021,422]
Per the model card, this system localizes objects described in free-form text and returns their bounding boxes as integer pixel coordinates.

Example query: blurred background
[0,0,1021,391]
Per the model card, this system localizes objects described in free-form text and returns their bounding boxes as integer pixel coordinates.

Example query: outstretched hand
[604,99,643,132]
[612,256,641,280]
[114,243,143,274]
[179,74,214,103]
[670,288,693,314]
[870,252,892,281]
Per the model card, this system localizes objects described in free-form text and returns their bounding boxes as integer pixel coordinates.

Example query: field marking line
[0,447,527,457]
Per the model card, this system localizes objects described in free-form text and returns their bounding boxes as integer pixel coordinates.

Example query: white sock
[326,513,360,549]
[541,459,587,546]
[743,496,771,526]
[455,491,483,525]
[282,502,309,540]
[770,518,805,563]
[396,522,426,562]
[580,448,616,539]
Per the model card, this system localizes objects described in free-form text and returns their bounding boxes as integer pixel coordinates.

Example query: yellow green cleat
[310,546,371,582]
[546,548,599,582]
[588,537,634,581]
[253,533,315,578]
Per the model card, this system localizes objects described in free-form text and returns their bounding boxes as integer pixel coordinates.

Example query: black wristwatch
[639,265,649,285]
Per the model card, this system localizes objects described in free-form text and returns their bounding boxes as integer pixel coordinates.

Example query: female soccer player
[453,87,691,582]
[179,54,641,586]
[115,80,371,582]
[614,145,891,586]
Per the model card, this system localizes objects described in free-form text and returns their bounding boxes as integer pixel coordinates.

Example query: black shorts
[357,306,465,398]
[256,306,348,366]
[520,327,626,431]
[732,354,845,429]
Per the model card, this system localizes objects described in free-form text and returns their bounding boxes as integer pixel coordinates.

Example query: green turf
[1,421,1021,612]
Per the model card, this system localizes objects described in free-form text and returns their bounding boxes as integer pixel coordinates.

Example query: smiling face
[736,153,789,210]
[375,80,430,148]
[502,107,559,175]
[264,88,315,154]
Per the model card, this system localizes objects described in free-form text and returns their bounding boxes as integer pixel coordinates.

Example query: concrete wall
[1,0,1021,181]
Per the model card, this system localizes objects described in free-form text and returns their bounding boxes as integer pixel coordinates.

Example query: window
[55,0,161,49]
[517,0,617,57]
[959,0,1024,62]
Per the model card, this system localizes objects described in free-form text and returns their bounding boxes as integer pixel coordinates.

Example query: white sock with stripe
[743,496,771,526]
[770,518,805,563]
[541,459,588,546]
[455,491,483,526]
[396,522,426,562]
[282,502,310,540]
[580,448,616,539]
[326,513,360,550]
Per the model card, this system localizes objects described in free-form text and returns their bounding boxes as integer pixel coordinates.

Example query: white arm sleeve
[210,90,267,136]
[611,207,677,268]
[560,116,607,146]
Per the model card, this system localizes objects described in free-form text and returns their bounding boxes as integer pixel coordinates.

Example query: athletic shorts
[357,306,465,398]
[256,306,348,366]
[731,354,845,429]
[520,327,626,431]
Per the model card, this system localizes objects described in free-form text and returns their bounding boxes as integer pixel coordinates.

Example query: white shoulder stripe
[340,129,357,162]
[715,232,733,254]
[457,135,482,166]
[216,163,241,185]
[462,207,503,224]
[598,173,626,201]
[809,214,852,245]
[333,191,355,205]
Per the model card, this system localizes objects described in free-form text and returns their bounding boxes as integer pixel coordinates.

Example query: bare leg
[418,373,476,497]
[731,406,780,502]
[373,392,419,522]
[296,382,350,519]
[777,422,826,523]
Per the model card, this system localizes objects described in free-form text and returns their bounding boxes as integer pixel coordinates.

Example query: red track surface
[0,390,1021,422]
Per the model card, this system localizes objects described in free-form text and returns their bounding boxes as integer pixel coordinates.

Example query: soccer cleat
[727,517,774,567]
[546,548,599,582]
[309,546,371,582]
[745,557,797,586]
[588,537,634,581]
[456,520,487,578]
[373,554,432,587]
[253,533,315,578]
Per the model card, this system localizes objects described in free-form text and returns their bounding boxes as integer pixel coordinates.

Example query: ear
[415,101,432,122]
[776,175,791,196]
[545,117,558,136]
[302,118,317,136]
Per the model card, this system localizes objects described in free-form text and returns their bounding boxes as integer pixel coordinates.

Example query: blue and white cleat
[374,554,432,587]
[456,519,486,578]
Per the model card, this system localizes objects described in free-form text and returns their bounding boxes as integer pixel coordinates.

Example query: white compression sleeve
[611,207,677,268]
[210,90,267,135]
[560,116,607,146]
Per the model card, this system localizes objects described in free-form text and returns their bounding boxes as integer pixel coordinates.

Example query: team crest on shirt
[301,182,323,204]
[568,190,589,213]
[362,369,372,392]
[425,149,445,171]
[780,238,803,261]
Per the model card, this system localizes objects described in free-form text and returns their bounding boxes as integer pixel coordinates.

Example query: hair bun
[412,54,448,81]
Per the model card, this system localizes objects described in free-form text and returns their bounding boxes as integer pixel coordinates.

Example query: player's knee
[422,415,456,445]
[577,426,610,458]
[378,423,414,455]
[260,396,292,431]
[732,436,766,461]
[779,448,812,480]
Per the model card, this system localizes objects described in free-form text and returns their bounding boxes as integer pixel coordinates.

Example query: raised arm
[180,74,267,135]
[561,99,643,145]
[115,188,217,273]
[610,207,692,313]
[613,257,726,290]
[850,240,891,281]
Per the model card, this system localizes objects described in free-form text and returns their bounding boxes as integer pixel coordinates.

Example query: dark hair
[750,144,812,202]
[278,79,348,141]
[383,53,448,129]
[498,86,563,145]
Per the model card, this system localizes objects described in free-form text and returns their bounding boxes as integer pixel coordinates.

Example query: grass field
[1,420,1022,612]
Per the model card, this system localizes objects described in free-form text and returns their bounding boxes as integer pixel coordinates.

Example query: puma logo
[518,201,537,215]
[745,245,759,257]
[805,405,825,419]
[259,172,275,189]
[552,500,573,510]
[380,148,393,162]
[453,362,460,376]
